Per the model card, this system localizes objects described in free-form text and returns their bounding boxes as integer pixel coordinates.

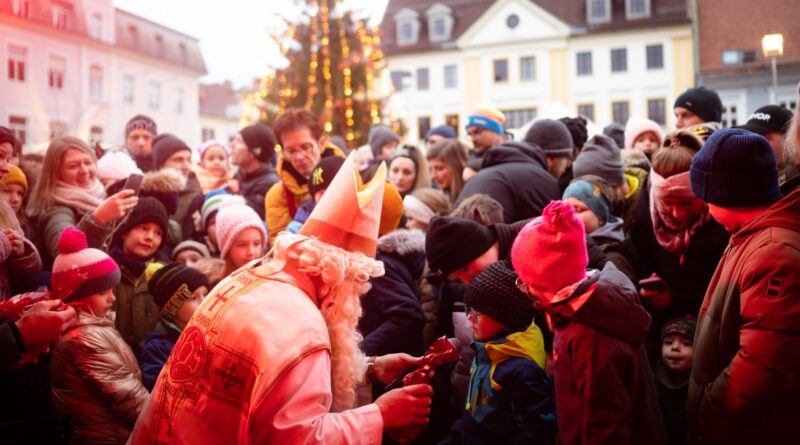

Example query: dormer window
[129,25,139,48]
[587,0,611,24]
[52,4,68,30]
[426,3,454,43]
[89,12,102,39]
[155,34,165,57]
[12,0,30,18]
[394,8,421,46]
[626,0,650,19]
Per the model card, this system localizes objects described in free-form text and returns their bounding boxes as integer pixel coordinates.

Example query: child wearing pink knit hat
[49,227,149,443]
[625,117,664,157]
[511,200,665,445]
[215,202,267,276]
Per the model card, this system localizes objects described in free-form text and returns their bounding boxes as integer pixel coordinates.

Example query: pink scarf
[53,180,107,213]
[649,171,711,264]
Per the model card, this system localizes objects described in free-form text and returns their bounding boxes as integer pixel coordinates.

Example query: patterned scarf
[649,171,711,264]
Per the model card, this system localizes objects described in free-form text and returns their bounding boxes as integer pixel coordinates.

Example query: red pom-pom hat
[51,227,121,302]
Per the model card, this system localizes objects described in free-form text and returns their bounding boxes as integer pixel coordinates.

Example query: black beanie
[148,262,209,322]
[114,197,170,246]
[674,87,723,123]
[308,155,345,198]
[0,126,20,154]
[240,123,277,163]
[425,216,497,277]
[464,262,534,330]
[559,116,588,151]
[152,134,191,169]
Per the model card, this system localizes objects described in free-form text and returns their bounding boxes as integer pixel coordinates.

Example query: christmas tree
[242,0,385,147]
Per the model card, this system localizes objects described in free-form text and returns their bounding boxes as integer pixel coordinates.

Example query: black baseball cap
[739,105,794,134]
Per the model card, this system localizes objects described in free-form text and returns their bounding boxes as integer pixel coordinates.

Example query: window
[395,8,421,46]
[155,35,165,57]
[647,98,666,125]
[123,75,135,104]
[626,0,650,19]
[587,0,610,23]
[576,51,592,76]
[52,4,68,30]
[611,48,627,73]
[8,45,27,82]
[175,87,184,113]
[612,101,630,125]
[416,68,429,91]
[149,81,161,109]
[722,104,739,127]
[445,114,460,136]
[8,116,27,145]
[520,56,536,81]
[48,55,66,90]
[90,66,103,101]
[501,108,537,129]
[390,70,406,92]
[202,127,215,141]
[400,23,413,43]
[89,13,102,39]
[90,126,103,144]
[432,19,446,39]
[646,44,664,70]
[179,43,188,64]
[129,25,139,48]
[417,116,431,140]
[506,14,520,29]
[444,65,457,89]
[426,4,454,43]
[494,59,508,82]
[49,121,68,140]
[578,104,595,122]
[12,0,30,17]
[721,49,758,66]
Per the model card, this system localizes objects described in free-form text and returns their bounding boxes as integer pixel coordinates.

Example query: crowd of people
[0,83,799,445]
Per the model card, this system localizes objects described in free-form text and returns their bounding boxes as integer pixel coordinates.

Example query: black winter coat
[235,163,278,220]
[457,142,560,224]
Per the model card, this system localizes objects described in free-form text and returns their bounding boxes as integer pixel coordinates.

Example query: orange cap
[300,152,386,257]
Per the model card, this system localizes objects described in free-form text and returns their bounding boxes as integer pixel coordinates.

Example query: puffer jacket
[264,144,345,246]
[112,252,161,357]
[687,187,800,445]
[463,322,555,445]
[50,310,149,445]
[36,205,113,268]
[238,163,278,221]
[543,262,666,445]
[456,141,560,224]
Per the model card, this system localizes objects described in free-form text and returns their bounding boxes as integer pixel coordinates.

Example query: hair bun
[57,226,88,254]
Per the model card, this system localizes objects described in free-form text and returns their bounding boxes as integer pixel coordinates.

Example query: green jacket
[38,205,113,268]
[114,266,160,357]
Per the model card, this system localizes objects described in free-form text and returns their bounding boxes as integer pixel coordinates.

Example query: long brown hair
[27,136,96,217]
[426,139,468,201]
[652,130,703,178]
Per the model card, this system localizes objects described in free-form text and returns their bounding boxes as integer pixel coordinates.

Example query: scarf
[191,164,231,195]
[649,171,711,264]
[53,180,106,213]
[110,246,149,278]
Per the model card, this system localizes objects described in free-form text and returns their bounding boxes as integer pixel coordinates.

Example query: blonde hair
[411,188,451,216]
[272,235,383,411]
[426,139,468,202]
[450,193,504,226]
[652,130,703,179]
[27,137,96,217]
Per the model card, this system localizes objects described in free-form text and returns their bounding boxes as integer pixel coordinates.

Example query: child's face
[1,183,24,213]
[206,216,218,249]
[174,286,208,328]
[175,250,202,268]
[122,222,164,260]
[661,333,693,372]
[467,308,506,342]
[227,228,264,269]
[201,145,230,176]
[82,288,116,318]
[564,197,601,233]
[633,131,660,155]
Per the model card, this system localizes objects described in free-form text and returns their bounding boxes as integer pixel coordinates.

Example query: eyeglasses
[466,128,485,137]
[466,307,483,318]
[515,277,531,296]
[282,143,317,159]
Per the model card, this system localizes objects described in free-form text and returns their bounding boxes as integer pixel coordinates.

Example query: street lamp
[762,33,784,103]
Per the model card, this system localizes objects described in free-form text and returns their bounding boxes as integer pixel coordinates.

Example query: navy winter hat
[425,125,457,142]
[690,128,783,207]
[674,87,723,124]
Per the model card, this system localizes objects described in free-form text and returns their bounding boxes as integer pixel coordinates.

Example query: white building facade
[0,0,206,152]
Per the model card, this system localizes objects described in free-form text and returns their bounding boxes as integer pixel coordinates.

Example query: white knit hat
[97,152,143,182]
[624,117,664,149]
[215,203,267,260]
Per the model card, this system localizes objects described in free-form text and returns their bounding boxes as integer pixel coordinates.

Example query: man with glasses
[265,109,346,246]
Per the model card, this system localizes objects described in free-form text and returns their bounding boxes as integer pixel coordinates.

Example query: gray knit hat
[573,134,625,186]
[464,261,534,330]
[524,119,574,159]
[368,125,399,157]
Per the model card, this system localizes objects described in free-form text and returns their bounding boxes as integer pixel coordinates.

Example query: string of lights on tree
[241,0,385,147]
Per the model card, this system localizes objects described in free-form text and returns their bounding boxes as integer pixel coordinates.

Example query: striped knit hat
[467,107,506,135]
[51,227,121,302]
[201,190,245,231]
[0,164,28,195]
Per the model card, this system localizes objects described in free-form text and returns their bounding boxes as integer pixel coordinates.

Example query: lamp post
[762,33,784,104]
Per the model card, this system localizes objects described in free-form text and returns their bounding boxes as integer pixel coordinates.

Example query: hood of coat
[481,141,548,171]
[732,187,800,243]
[591,215,625,243]
[276,143,346,196]
[69,308,116,330]
[480,320,547,370]
[547,262,651,344]
[377,229,426,280]
[142,168,186,194]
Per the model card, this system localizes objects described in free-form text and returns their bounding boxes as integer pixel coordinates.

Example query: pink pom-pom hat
[51,227,121,302]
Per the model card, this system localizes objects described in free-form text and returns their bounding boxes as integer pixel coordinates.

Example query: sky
[114,0,389,88]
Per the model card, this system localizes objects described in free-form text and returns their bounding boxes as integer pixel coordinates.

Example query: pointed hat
[300,152,386,257]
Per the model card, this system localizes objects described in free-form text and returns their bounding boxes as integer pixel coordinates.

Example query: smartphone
[639,276,673,295]
[123,173,144,196]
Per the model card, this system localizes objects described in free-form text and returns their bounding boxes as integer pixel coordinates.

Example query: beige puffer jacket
[50,310,149,445]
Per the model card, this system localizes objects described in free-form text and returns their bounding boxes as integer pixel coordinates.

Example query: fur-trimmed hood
[377,228,425,257]
[141,168,186,194]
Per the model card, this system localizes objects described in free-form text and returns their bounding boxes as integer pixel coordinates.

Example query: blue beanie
[563,180,610,225]
[425,125,457,141]
[690,128,783,207]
